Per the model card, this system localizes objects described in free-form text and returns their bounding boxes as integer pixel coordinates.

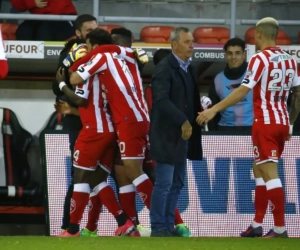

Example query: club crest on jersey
[73,150,80,162]
[246,70,253,77]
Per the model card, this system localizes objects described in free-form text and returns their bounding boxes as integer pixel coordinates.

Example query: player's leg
[252,123,288,238]
[64,168,93,236]
[258,161,287,238]
[61,129,80,231]
[240,162,265,237]
[59,130,101,237]
[118,122,153,210]
[80,166,103,237]
[93,138,139,237]
[115,164,138,225]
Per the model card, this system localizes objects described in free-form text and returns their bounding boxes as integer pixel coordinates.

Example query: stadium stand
[245,27,292,45]
[193,27,230,44]
[140,26,174,43]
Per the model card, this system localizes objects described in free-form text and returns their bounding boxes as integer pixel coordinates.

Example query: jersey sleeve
[76,53,107,81]
[241,55,265,89]
[75,81,90,100]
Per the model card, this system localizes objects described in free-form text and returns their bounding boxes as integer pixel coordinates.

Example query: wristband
[59,81,67,91]
[289,125,293,135]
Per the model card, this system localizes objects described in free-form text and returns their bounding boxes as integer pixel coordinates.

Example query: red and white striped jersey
[76,52,149,124]
[75,74,114,133]
[241,47,300,125]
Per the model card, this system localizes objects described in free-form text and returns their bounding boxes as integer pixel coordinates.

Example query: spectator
[10,0,77,41]
[149,27,202,237]
[208,38,253,133]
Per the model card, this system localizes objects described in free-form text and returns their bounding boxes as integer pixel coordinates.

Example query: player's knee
[90,167,108,189]
[73,168,93,184]
[114,165,131,186]
[253,164,262,178]
[123,159,143,181]
[258,161,279,182]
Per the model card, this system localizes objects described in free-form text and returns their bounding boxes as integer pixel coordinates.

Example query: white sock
[251,221,262,228]
[274,226,286,234]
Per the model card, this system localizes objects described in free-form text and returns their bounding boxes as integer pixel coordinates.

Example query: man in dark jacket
[149,27,202,237]
[52,14,98,231]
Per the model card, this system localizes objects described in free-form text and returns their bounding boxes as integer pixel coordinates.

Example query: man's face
[76,21,98,40]
[172,31,194,60]
[225,45,245,68]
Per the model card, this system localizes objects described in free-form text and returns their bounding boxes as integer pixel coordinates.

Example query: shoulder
[214,71,224,82]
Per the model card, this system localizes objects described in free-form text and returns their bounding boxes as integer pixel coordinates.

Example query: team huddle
[53,15,300,238]
[56,28,155,237]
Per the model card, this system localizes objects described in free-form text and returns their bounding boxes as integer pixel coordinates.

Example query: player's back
[76,74,114,133]
[250,47,298,125]
[117,47,149,114]
[100,52,149,124]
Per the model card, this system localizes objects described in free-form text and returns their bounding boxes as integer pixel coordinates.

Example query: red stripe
[57,113,62,123]
[4,109,13,185]
[18,187,23,197]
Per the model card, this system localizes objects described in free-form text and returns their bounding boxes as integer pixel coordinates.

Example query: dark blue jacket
[149,53,203,164]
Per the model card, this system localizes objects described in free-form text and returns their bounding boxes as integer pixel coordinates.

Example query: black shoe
[240,225,263,237]
[169,229,182,237]
[263,229,288,238]
[151,228,173,237]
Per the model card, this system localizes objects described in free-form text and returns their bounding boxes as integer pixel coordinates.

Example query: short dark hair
[223,38,246,52]
[75,14,97,30]
[86,28,113,46]
[111,28,132,47]
[153,49,171,66]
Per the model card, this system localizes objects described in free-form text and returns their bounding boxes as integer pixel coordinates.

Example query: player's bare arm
[196,85,251,125]
[56,68,87,107]
[54,100,80,116]
[70,70,85,86]
[289,85,300,126]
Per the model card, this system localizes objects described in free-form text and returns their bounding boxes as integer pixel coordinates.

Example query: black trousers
[16,20,75,41]
[61,128,80,230]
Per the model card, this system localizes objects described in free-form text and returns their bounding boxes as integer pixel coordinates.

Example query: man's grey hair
[170,27,190,42]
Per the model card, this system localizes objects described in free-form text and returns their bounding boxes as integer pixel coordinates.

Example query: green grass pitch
[0,237,299,250]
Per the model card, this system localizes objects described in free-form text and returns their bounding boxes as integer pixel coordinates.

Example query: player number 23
[268,68,295,91]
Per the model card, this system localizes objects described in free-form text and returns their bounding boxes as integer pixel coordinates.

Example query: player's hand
[286,134,292,141]
[133,48,149,64]
[63,43,87,67]
[286,125,293,141]
[181,120,192,140]
[56,67,66,83]
[35,0,47,8]
[196,108,217,125]
[54,101,73,115]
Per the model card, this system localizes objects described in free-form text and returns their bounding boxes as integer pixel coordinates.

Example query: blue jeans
[150,160,186,231]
